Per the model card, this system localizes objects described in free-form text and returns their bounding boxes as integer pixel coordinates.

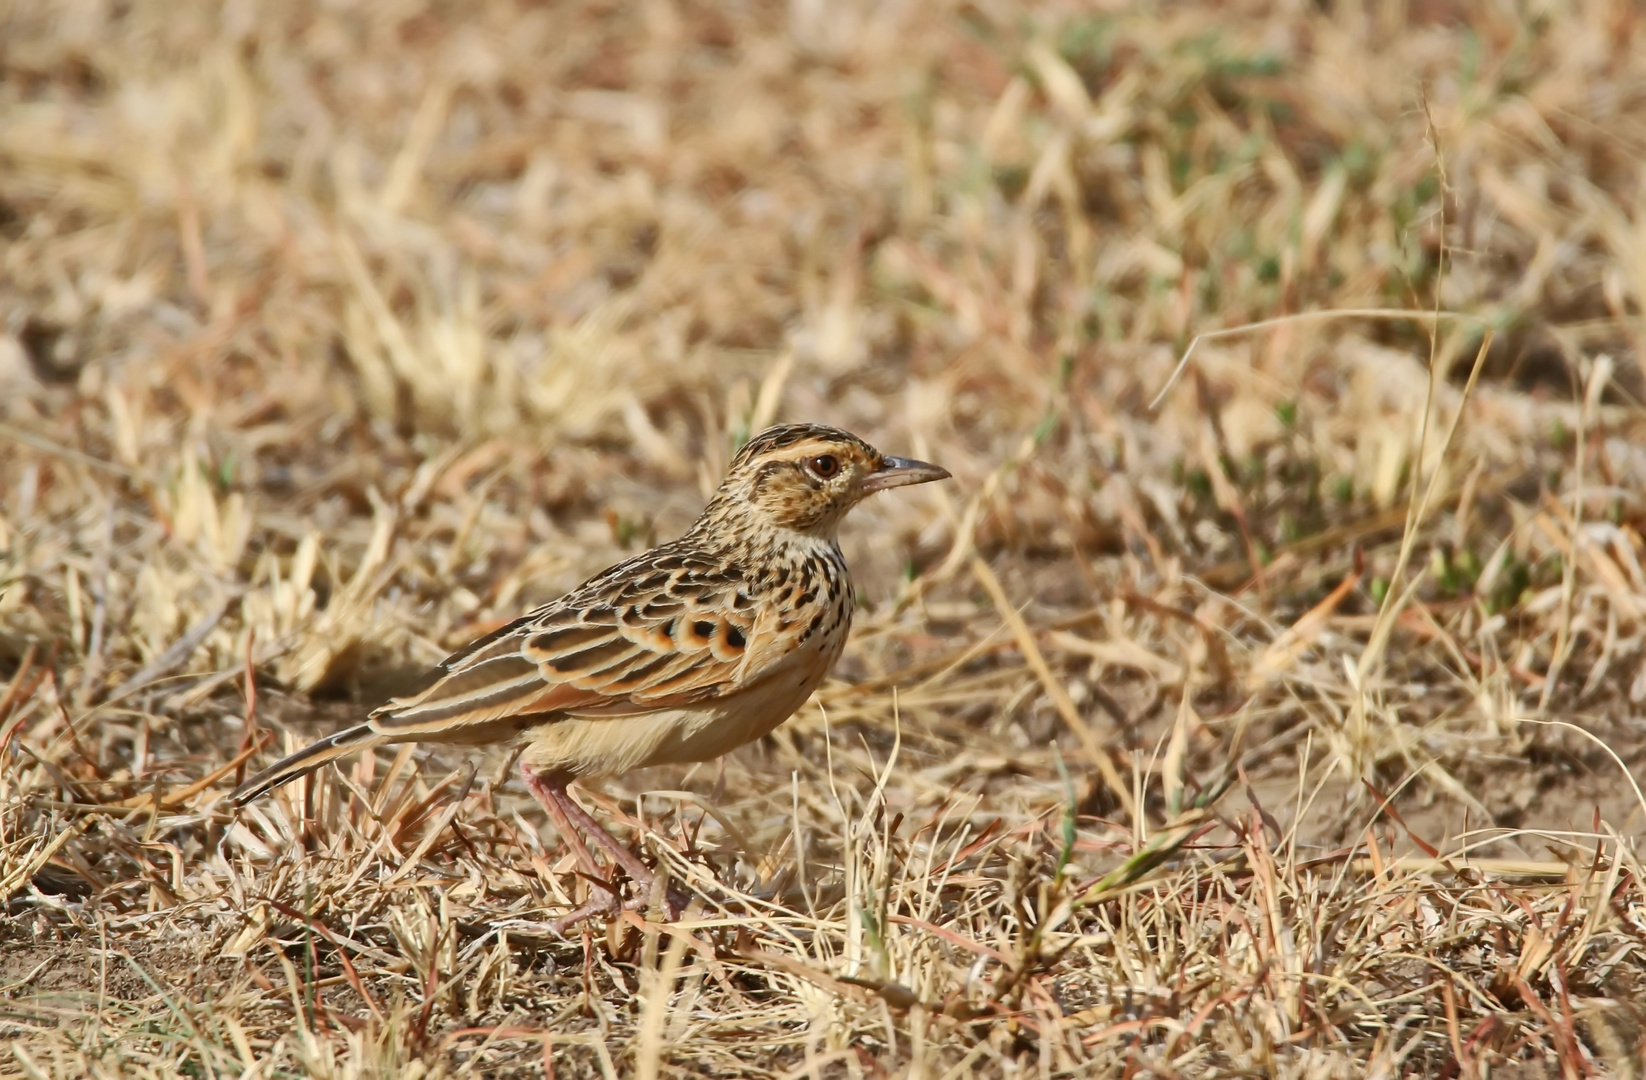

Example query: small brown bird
[232,424,948,929]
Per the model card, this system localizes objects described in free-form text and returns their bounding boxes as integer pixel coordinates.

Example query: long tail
[231,723,386,806]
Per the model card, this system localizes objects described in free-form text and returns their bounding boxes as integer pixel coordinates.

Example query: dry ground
[4,0,1646,1076]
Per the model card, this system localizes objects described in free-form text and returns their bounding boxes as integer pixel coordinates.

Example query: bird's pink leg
[520,765,612,882]
[521,764,685,931]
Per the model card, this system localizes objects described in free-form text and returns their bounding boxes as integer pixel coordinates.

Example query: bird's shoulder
[385,537,832,720]
[369,530,856,732]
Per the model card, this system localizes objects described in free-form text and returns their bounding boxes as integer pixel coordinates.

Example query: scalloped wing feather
[368,550,775,738]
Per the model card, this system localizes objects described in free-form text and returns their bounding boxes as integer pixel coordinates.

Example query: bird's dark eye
[808,454,840,479]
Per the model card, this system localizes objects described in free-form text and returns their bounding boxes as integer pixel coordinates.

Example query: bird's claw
[546,891,624,936]
[548,881,693,937]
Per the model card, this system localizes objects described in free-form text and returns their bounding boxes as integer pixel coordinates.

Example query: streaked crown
[692,423,949,540]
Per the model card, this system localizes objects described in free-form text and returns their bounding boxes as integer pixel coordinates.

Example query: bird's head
[698,423,950,541]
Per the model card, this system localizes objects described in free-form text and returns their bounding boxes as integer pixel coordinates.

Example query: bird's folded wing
[369,556,775,737]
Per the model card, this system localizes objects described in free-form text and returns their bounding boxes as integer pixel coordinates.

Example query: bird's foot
[546,890,624,936]
[621,859,695,923]
[548,880,693,936]
[652,882,693,922]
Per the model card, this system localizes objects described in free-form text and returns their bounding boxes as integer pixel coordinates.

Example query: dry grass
[4,0,1646,1075]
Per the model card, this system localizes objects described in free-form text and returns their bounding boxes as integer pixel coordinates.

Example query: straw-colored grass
[4,0,1646,1076]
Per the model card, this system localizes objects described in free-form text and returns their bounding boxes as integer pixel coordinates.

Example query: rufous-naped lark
[232,424,949,929]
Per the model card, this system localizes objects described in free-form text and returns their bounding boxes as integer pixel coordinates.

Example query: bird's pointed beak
[859,455,951,494]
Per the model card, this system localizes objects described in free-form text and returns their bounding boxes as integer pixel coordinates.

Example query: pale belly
[518,654,831,778]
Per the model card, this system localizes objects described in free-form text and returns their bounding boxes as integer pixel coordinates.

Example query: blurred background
[4,0,1646,1074]
[6,0,1641,684]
